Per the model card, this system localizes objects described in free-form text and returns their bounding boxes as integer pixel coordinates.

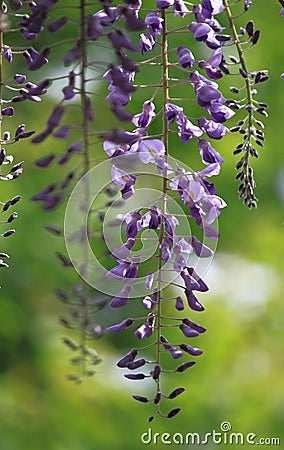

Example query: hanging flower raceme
[29,0,268,421]
[0,0,48,269]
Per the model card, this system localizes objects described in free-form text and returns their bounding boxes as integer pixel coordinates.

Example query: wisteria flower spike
[27,0,271,422]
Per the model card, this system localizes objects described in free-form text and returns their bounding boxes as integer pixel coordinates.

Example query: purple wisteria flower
[198,117,229,139]
[145,11,163,34]
[199,48,223,80]
[138,139,165,164]
[177,46,195,69]
[173,0,189,17]
[198,139,224,164]
[165,103,203,144]
[109,285,133,308]
[132,101,155,127]
[139,32,156,54]
[111,165,136,199]
[156,0,174,9]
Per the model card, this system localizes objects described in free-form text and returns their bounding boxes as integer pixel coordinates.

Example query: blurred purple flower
[109,285,132,308]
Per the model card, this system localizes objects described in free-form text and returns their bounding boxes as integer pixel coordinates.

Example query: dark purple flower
[177,361,196,372]
[190,235,213,257]
[142,295,154,309]
[28,47,50,70]
[170,347,183,359]
[199,48,223,80]
[108,30,138,53]
[145,272,154,290]
[126,211,142,238]
[133,395,149,403]
[35,153,55,168]
[86,14,103,40]
[124,373,146,380]
[122,7,145,31]
[14,74,26,84]
[47,105,65,130]
[165,103,183,125]
[64,43,83,66]
[148,206,161,229]
[135,319,155,339]
[177,46,195,68]
[202,0,225,19]
[108,259,138,282]
[53,125,69,139]
[48,16,68,32]
[93,7,119,27]
[100,128,141,146]
[198,138,224,164]
[181,270,200,291]
[132,101,155,127]
[198,117,228,139]
[156,0,174,8]
[107,64,136,95]
[111,104,134,122]
[3,46,13,63]
[207,102,235,123]
[145,11,163,34]
[117,348,138,367]
[62,71,75,100]
[117,50,139,73]
[175,296,184,311]
[168,387,185,398]
[180,323,200,338]
[127,358,146,370]
[139,32,156,54]
[2,107,14,117]
[185,289,205,311]
[189,21,212,42]
[167,408,181,418]
[109,285,132,308]
[176,115,203,144]
[173,0,189,17]
[161,242,171,262]
[180,343,203,356]
[111,165,136,199]
[107,318,134,332]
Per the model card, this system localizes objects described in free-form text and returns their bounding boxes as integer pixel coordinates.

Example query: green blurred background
[0,1,283,449]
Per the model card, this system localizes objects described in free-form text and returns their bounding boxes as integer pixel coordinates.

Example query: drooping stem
[156,8,170,414]
[223,0,259,207]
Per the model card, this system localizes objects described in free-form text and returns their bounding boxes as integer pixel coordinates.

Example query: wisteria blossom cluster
[0,1,48,270]
[5,0,270,421]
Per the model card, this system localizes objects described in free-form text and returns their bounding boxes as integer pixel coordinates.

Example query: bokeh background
[0,1,283,449]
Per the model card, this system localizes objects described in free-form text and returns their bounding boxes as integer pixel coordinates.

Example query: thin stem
[155,9,170,414]
[222,0,255,182]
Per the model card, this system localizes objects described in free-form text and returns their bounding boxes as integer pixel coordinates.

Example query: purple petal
[117,348,138,367]
[145,272,154,290]
[180,323,200,338]
[175,296,184,311]
[109,285,132,308]
[107,318,134,332]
